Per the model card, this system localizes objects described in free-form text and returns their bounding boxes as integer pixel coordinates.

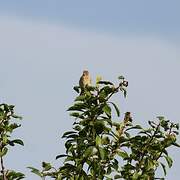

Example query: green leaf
[162,149,168,156]
[101,118,112,127]
[8,123,21,132]
[103,104,111,117]
[126,125,142,131]
[99,90,108,101]
[160,162,167,176]
[70,112,80,118]
[62,131,76,138]
[96,136,102,146]
[109,102,120,117]
[112,122,120,127]
[114,174,121,179]
[56,154,68,160]
[42,161,52,171]
[103,86,115,95]
[172,142,180,147]
[94,121,106,134]
[99,147,106,160]
[2,104,9,111]
[59,163,76,171]
[10,139,24,146]
[106,167,112,175]
[102,137,110,145]
[157,116,165,121]
[66,134,78,139]
[12,114,23,120]
[124,131,131,138]
[27,167,42,177]
[98,81,114,85]
[105,177,113,180]
[86,86,96,91]
[117,151,129,159]
[120,87,127,97]
[0,147,8,157]
[73,86,80,93]
[172,130,179,135]
[112,159,119,170]
[138,129,152,137]
[2,135,8,145]
[164,155,173,168]
[8,104,15,109]
[118,75,125,80]
[84,146,94,158]
[124,89,127,97]
[6,171,25,180]
[73,125,82,131]
[75,95,86,102]
[67,103,86,111]
[132,172,140,179]
[147,159,154,170]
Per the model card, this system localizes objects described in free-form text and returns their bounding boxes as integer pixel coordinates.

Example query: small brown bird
[124,112,132,123]
[79,70,91,94]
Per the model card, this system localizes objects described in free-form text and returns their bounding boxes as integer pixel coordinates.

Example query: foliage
[29,76,180,180]
[0,103,25,180]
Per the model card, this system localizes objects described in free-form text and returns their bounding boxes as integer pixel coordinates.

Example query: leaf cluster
[29,77,180,180]
[0,103,25,179]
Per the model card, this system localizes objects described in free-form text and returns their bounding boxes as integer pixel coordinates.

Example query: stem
[140,123,160,161]
[155,125,173,161]
[0,154,6,180]
[0,131,7,180]
[136,123,161,176]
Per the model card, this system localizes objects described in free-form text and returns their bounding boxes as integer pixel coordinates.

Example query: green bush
[28,76,180,180]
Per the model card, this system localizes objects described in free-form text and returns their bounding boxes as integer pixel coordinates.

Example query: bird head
[83,70,89,76]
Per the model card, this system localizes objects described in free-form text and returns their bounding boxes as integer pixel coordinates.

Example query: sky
[0,1,179,179]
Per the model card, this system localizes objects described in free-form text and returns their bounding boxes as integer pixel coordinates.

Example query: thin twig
[0,154,6,180]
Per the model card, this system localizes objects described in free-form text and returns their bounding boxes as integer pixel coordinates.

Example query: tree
[29,76,180,180]
[0,103,25,180]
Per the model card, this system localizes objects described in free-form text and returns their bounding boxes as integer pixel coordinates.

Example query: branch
[0,150,6,180]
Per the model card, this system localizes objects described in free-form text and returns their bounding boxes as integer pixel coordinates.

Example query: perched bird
[79,70,91,94]
[124,112,132,123]
[117,112,132,137]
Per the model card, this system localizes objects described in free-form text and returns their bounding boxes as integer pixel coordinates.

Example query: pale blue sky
[0,1,179,179]
[0,1,180,40]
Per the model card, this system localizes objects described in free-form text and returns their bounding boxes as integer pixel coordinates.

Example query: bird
[79,70,91,94]
[124,112,132,123]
